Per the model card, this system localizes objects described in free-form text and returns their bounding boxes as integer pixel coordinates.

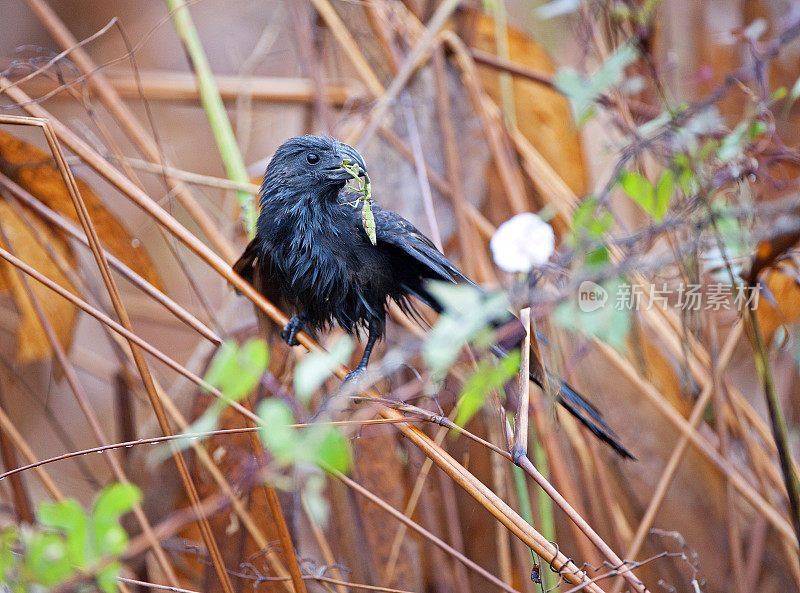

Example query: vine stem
[164,0,255,236]
[747,308,800,561]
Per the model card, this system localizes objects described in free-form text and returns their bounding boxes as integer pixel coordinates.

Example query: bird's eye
[306,152,320,165]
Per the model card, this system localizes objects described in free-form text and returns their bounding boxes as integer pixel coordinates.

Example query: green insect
[340,158,377,245]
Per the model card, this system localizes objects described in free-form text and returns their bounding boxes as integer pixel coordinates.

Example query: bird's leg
[343,321,379,384]
[280,312,307,346]
[309,322,379,422]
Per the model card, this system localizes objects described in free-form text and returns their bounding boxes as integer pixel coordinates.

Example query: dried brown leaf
[755,260,800,345]
[0,129,164,362]
[0,200,78,362]
[0,130,163,290]
[469,12,588,196]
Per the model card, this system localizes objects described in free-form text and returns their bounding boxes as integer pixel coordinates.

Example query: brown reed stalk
[0,383,34,524]
[596,339,796,545]
[0,237,301,589]
[347,0,463,147]
[336,468,521,593]
[310,0,386,98]
[0,218,182,586]
[0,174,222,345]
[0,114,235,593]
[707,321,747,593]
[442,32,799,565]
[24,0,239,262]
[23,71,359,104]
[0,403,64,500]
[432,46,495,282]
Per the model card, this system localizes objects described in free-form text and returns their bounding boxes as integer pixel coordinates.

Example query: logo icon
[578,281,608,312]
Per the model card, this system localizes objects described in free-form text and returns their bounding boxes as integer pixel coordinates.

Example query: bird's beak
[340,143,367,174]
[326,142,368,181]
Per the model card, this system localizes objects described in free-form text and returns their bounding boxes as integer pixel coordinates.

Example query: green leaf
[204,339,236,387]
[92,483,140,559]
[94,524,129,558]
[771,86,787,102]
[258,398,297,464]
[301,474,330,528]
[454,351,521,428]
[93,483,141,524]
[258,398,351,473]
[96,560,121,593]
[36,499,87,568]
[677,164,695,195]
[24,532,72,586]
[0,527,20,580]
[748,120,767,138]
[205,339,269,402]
[294,336,354,404]
[718,118,766,161]
[422,283,510,378]
[555,68,596,124]
[620,171,656,218]
[585,245,610,266]
[570,197,614,243]
[308,425,351,473]
[556,44,639,124]
[592,43,639,90]
[654,169,674,222]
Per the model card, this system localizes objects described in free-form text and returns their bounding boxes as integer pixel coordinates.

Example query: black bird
[234,135,633,458]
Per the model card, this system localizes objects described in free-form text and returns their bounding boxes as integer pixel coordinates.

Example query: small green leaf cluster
[422,282,511,379]
[0,483,141,593]
[173,336,353,527]
[568,197,614,266]
[205,338,269,402]
[258,398,350,475]
[555,44,639,125]
[265,335,354,527]
[454,351,521,428]
[619,169,674,222]
[418,282,525,428]
[179,337,352,480]
[164,339,270,458]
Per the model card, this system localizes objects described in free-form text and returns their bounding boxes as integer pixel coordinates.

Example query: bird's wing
[373,206,473,286]
[232,238,288,338]
[232,238,260,287]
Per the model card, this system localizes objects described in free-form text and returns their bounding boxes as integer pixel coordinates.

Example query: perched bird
[234,135,633,458]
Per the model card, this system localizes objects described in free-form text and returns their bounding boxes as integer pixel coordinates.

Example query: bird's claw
[280,315,306,346]
[342,366,367,384]
[308,366,369,422]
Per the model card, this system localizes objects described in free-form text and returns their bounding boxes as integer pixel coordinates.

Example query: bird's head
[262,135,367,196]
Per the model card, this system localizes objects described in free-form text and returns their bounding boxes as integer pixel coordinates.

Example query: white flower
[490,213,555,273]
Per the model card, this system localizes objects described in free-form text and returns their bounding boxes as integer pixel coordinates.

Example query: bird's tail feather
[492,316,635,459]
[547,375,636,459]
